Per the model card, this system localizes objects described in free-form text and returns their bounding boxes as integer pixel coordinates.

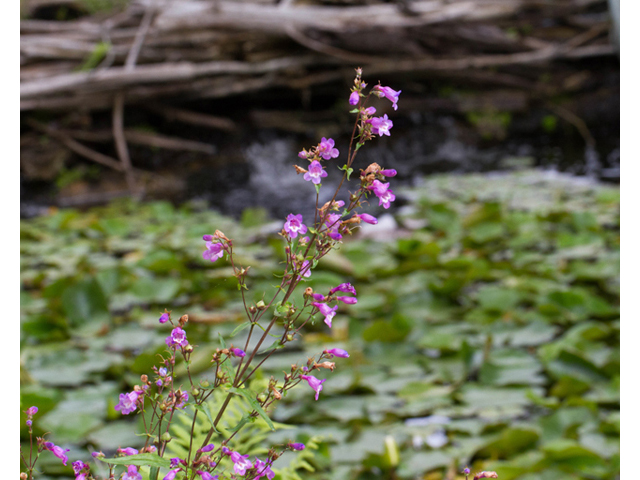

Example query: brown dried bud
[21,473,28,480]
[180,314,189,325]
[214,230,230,242]
[294,165,308,175]
[271,386,282,400]
[140,374,148,383]
[314,361,336,371]
[304,287,314,297]
[249,305,257,314]
[362,163,381,176]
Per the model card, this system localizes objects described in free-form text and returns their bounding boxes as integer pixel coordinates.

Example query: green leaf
[228,387,276,431]
[230,321,252,337]
[96,453,171,468]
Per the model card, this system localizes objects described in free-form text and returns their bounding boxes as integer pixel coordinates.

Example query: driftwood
[20,0,617,195]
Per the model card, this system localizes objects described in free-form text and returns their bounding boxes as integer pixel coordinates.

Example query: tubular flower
[230,451,253,476]
[165,327,189,348]
[163,469,180,480]
[318,137,339,160]
[44,442,70,466]
[299,374,327,401]
[374,85,401,110]
[197,471,218,480]
[336,296,357,305]
[284,214,308,239]
[324,348,349,358]
[117,447,139,456]
[369,179,396,209]
[380,169,397,177]
[122,465,142,480]
[303,160,328,185]
[330,283,357,295]
[288,442,306,451]
[312,302,338,327]
[114,391,141,415]
[356,213,378,225]
[253,458,276,480]
[371,114,393,136]
[203,241,224,262]
[325,213,342,241]
[159,312,170,323]
[349,91,360,105]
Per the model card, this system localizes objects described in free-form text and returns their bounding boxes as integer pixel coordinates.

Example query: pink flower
[299,374,327,400]
[117,447,139,456]
[312,302,338,327]
[198,471,218,480]
[114,391,141,415]
[284,214,308,239]
[374,85,401,110]
[325,213,342,241]
[371,114,393,137]
[380,169,397,177]
[166,327,189,348]
[369,179,396,209]
[337,296,357,305]
[253,458,275,480]
[44,442,70,466]
[318,137,339,160]
[26,406,38,416]
[363,106,376,116]
[163,469,180,480]
[330,283,357,295]
[303,160,328,185]
[122,465,142,480]
[159,312,170,323]
[203,241,224,262]
[356,213,378,225]
[324,348,349,358]
[230,451,253,475]
[349,91,360,105]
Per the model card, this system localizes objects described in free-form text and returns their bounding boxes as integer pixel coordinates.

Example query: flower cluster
[21,68,409,480]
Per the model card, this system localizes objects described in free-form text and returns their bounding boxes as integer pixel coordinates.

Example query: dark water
[20,89,620,220]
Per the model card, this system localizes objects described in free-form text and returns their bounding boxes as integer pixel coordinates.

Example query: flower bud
[271,386,282,400]
[191,388,200,397]
[294,165,308,175]
[463,467,471,475]
[141,374,148,383]
[324,348,350,358]
[256,300,267,310]
[314,361,335,371]
[249,305,257,314]
[185,345,194,353]
[288,442,305,451]
[380,169,397,177]
[201,380,210,388]
[257,393,268,403]
[286,334,294,342]
[474,473,498,479]
[349,91,360,105]
[161,432,172,442]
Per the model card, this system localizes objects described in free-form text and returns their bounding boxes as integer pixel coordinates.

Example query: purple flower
[349,91,360,105]
[330,283,357,295]
[357,213,378,225]
[44,442,70,466]
[284,214,308,239]
[199,444,215,453]
[26,406,38,416]
[312,293,325,301]
[159,312,170,324]
[380,169,397,177]
[325,213,342,241]
[114,391,141,415]
[336,296,357,305]
[159,367,168,377]
[163,469,180,480]
[122,465,142,480]
[198,471,218,480]
[318,137,339,160]
[363,106,376,116]
[303,160,328,185]
[117,447,139,456]
[288,442,306,451]
[371,114,393,137]
[299,374,327,401]
[312,302,338,328]
[176,391,189,409]
[299,260,311,278]
[463,467,471,475]
[253,458,275,480]
[374,85,401,110]
[369,179,396,209]
[91,451,104,458]
[298,149,308,159]
[76,474,87,480]
[166,327,189,348]
[230,451,253,475]
[202,234,214,241]
[324,348,349,358]
[231,348,246,358]
[26,419,32,427]
[72,461,88,475]
[203,241,224,262]
[170,458,182,468]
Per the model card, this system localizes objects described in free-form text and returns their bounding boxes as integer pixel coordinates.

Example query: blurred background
[20,1,620,479]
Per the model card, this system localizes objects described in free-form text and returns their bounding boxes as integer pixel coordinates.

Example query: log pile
[20,0,617,196]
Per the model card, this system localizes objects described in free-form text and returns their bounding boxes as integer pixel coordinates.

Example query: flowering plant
[20,68,403,480]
